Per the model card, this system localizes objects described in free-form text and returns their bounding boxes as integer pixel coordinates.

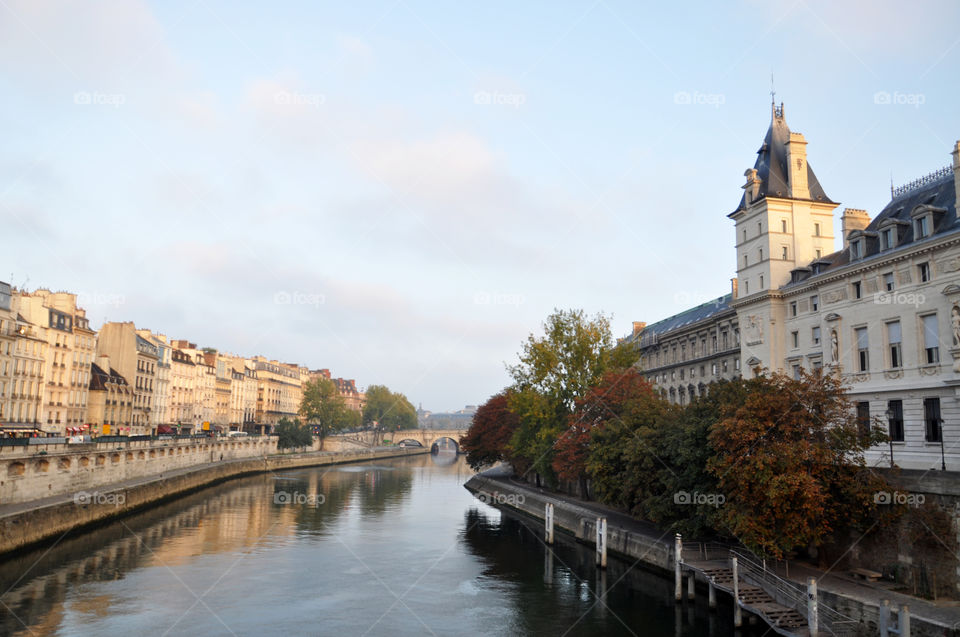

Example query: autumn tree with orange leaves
[708,369,888,559]
[460,392,520,471]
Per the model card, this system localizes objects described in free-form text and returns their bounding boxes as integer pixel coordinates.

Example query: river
[0,454,760,636]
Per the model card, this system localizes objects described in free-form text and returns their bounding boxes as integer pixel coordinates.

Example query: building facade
[87,357,134,433]
[96,322,158,435]
[253,357,301,432]
[627,103,960,471]
[0,282,48,435]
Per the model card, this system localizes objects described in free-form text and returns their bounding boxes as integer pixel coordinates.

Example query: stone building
[87,356,134,433]
[13,289,96,436]
[169,346,196,431]
[97,322,158,435]
[136,330,172,431]
[626,102,960,471]
[0,282,47,435]
[252,357,301,432]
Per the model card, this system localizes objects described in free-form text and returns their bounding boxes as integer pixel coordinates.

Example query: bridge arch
[397,439,423,448]
[429,436,460,454]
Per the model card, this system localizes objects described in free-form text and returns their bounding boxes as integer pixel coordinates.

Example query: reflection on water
[0,455,759,636]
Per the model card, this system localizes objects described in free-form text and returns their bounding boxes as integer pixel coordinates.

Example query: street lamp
[937,418,946,471]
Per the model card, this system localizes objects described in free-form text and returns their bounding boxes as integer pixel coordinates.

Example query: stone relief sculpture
[745,315,763,345]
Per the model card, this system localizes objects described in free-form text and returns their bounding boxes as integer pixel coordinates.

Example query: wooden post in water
[900,605,910,637]
[595,517,607,568]
[879,599,889,637]
[708,581,716,609]
[731,556,742,628]
[687,570,695,600]
[545,503,554,544]
[675,534,683,602]
[807,577,818,637]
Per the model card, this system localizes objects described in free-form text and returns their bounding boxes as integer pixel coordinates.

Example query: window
[914,216,929,240]
[884,273,895,292]
[722,359,728,372]
[814,222,821,236]
[782,246,788,260]
[744,281,749,294]
[852,281,862,299]
[744,255,748,268]
[856,402,871,439]
[759,248,763,261]
[760,275,764,289]
[880,227,894,251]
[743,229,747,242]
[811,359,822,371]
[792,364,801,380]
[924,397,942,442]
[791,331,799,348]
[855,327,869,371]
[812,326,821,346]
[790,302,797,317]
[810,295,819,312]
[850,240,862,260]
[923,314,940,364]
[918,262,930,283]
[734,358,740,370]
[757,222,762,234]
[887,321,902,368]
[711,363,717,376]
[815,249,822,259]
[887,400,904,442]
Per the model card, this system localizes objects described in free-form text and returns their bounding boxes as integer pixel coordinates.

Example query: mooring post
[687,570,695,600]
[595,517,607,568]
[675,534,683,602]
[807,577,818,637]
[732,556,742,628]
[545,503,554,544]
[900,605,910,637]
[879,599,889,637]
[543,546,553,585]
[708,581,716,610]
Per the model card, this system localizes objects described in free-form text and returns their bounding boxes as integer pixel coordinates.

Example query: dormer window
[849,238,863,260]
[880,227,895,250]
[914,215,929,239]
[910,205,946,242]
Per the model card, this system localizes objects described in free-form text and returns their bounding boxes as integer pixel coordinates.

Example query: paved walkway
[483,471,960,631]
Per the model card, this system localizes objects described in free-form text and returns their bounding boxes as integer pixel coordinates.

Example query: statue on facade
[830,329,839,363]
[952,304,960,347]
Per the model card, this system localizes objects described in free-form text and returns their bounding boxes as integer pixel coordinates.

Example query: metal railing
[731,548,858,636]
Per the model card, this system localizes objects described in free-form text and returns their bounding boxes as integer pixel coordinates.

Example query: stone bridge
[391,429,465,451]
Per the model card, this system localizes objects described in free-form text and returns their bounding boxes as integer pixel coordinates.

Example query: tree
[460,391,519,471]
[363,385,418,432]
[275,417,313,452]
[707,369,888,559]
[506,309,634,486]
[299,377,353,449]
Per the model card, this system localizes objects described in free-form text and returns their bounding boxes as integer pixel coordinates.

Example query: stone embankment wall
[0,446,426,556]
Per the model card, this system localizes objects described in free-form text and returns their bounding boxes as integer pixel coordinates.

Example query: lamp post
[884,408,895,469]
[938,418,946,471]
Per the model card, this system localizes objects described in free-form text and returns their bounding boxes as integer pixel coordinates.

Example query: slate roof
[730,103,834,216]
[632,294,734,348]
[89,363,130,391]
[783,167,958,285]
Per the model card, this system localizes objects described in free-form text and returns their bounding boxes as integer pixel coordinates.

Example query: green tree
[505,309,631,486]
[363,385,418,433]
[275,417,313,452]
[299,377,353,449]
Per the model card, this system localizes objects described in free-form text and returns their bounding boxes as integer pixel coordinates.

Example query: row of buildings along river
[0,286,365,438]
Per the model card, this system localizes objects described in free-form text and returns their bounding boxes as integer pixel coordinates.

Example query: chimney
[952,140,960,207]
[731,277,739,299]
[631,321,646,337]
[96,354,110,371]
[743,168,761,205]
[785,132,809,199]
[841,208,871,250]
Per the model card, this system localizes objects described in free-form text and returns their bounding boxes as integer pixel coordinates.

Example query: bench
[850,567,882,582]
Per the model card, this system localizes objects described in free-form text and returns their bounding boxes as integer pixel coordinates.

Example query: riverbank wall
[0,446,427,557]
[464,473,960,637]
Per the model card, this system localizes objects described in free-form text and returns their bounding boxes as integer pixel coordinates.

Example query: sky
[1,1,958,412]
